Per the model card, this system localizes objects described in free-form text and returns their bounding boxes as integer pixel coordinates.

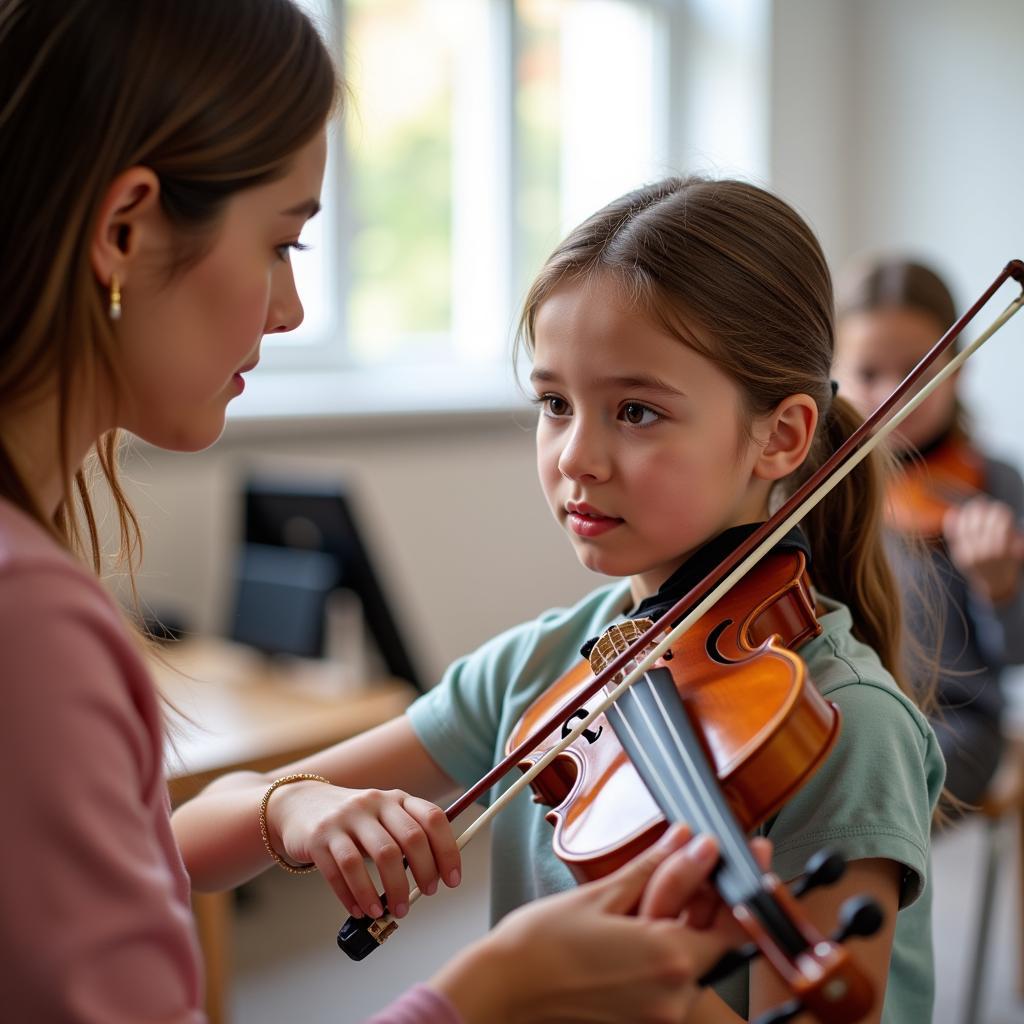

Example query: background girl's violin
[886,432,985,540]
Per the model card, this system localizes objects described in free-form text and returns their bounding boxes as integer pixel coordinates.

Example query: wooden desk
[153,640,414,1024]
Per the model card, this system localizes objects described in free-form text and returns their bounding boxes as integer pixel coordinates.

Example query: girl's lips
[566,511,623,538]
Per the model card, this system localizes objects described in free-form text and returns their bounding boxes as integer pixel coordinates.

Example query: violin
[507,543,828,877]
[337,260,1024,1023]
[506,542,878,1024]
[886,431,985,540]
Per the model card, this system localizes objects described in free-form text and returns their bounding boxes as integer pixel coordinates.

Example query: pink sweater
[0,498,463,1024]
[0,498,203,1021]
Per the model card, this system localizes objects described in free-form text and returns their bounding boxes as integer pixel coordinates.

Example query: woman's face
[114,129,328,451]
[833,305,957,452]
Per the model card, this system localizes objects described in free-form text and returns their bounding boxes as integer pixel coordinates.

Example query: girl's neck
[896,419,961,464]
[626,522,812,620]
[629,518,773,606]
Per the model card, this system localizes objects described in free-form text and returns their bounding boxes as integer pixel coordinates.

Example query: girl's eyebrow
[610,374,688,398]
[530,367,686,398]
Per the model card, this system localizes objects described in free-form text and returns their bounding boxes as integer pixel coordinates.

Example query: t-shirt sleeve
[405,623,534,802]
[763,681,943,908]
[405,586,631,804]
[0,567,203,1021]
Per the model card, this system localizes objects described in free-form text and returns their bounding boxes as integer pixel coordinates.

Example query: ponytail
[798,400,900,674]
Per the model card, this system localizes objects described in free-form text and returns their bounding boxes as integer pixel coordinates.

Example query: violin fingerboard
[605,667,763,908]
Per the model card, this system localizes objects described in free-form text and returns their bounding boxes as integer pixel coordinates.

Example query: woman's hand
[944,496,1024,606]
[430,826,767,1024]
[266,780,461,920]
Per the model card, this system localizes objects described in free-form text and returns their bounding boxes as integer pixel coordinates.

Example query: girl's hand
[943,497,1024,606]
[265,780,461,920]
[431,826,769,1024]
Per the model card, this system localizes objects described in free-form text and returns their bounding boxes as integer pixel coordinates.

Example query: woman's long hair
[0,0,338,584]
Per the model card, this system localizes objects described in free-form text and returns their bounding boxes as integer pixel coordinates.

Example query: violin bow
[340,258,1024,954]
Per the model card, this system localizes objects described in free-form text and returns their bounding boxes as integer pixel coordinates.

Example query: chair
[962,733,1024,1024]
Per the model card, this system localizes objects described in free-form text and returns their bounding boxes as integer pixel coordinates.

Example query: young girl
[0,3,746,1021]
[833,257,1024,806]
[175,179,945,1023]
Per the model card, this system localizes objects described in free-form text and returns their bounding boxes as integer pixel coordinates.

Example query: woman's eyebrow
[280,198,322,219]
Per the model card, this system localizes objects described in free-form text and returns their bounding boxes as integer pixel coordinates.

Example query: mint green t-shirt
[406,583,945,1022]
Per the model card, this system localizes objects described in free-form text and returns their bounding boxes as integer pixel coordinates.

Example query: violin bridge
[588,618,655,678]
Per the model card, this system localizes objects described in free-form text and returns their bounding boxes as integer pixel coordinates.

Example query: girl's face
[532,277,775,602]
[115,129,328,451]
[833,305,956,452]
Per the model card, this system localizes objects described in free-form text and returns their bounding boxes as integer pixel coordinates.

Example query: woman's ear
[752,393,819,482]
[89,167,162,287]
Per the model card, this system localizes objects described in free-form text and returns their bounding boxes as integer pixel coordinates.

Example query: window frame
[237,0,770,421]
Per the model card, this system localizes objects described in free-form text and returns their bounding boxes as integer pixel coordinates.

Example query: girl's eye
[620,401,659,426]
[536,394,570,417]
[275,241,311,262]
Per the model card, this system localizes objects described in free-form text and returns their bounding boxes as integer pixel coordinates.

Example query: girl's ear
[752,393,818,482]
[89,167,163,288]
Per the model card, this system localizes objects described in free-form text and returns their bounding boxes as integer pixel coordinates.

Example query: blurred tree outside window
[262,0,768,406]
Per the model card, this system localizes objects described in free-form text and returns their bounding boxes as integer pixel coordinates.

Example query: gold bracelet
[258,773,331,875]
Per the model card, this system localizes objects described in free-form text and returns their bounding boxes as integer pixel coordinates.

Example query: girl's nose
[557,421,611,482]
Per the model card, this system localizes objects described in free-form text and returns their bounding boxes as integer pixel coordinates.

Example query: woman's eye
[621,401,658,426]
[275,241,311,262]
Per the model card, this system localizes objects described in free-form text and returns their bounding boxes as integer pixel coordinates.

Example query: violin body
[886,433,985,540]
[506,550,839,883]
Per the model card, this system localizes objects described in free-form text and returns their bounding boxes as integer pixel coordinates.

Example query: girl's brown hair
[0,0,338,581]
[518,176,909,690]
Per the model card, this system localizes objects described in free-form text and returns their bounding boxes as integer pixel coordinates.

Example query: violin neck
[606,667,805,957]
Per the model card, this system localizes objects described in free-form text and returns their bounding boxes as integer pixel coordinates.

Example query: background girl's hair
[517,176,916,699]
[836,256,957,332]
[0,0,339,583]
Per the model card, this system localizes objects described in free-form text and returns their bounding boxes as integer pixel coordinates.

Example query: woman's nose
[265,266,305,335]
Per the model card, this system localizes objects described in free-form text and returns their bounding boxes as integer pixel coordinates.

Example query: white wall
[770,0,1024,460]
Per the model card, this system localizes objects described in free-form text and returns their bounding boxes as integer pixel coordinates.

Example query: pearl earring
[109,274,122,321]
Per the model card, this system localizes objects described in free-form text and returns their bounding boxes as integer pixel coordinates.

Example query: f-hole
[706,619,743,666]
[561,708,603,744]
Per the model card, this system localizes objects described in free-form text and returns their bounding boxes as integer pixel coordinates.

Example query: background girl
[833,257,1024,806]
[176,178,945,1023]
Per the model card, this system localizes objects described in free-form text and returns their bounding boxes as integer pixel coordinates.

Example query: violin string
[606,700,687,824]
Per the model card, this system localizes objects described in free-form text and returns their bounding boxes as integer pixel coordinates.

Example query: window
[247,0,769,416]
